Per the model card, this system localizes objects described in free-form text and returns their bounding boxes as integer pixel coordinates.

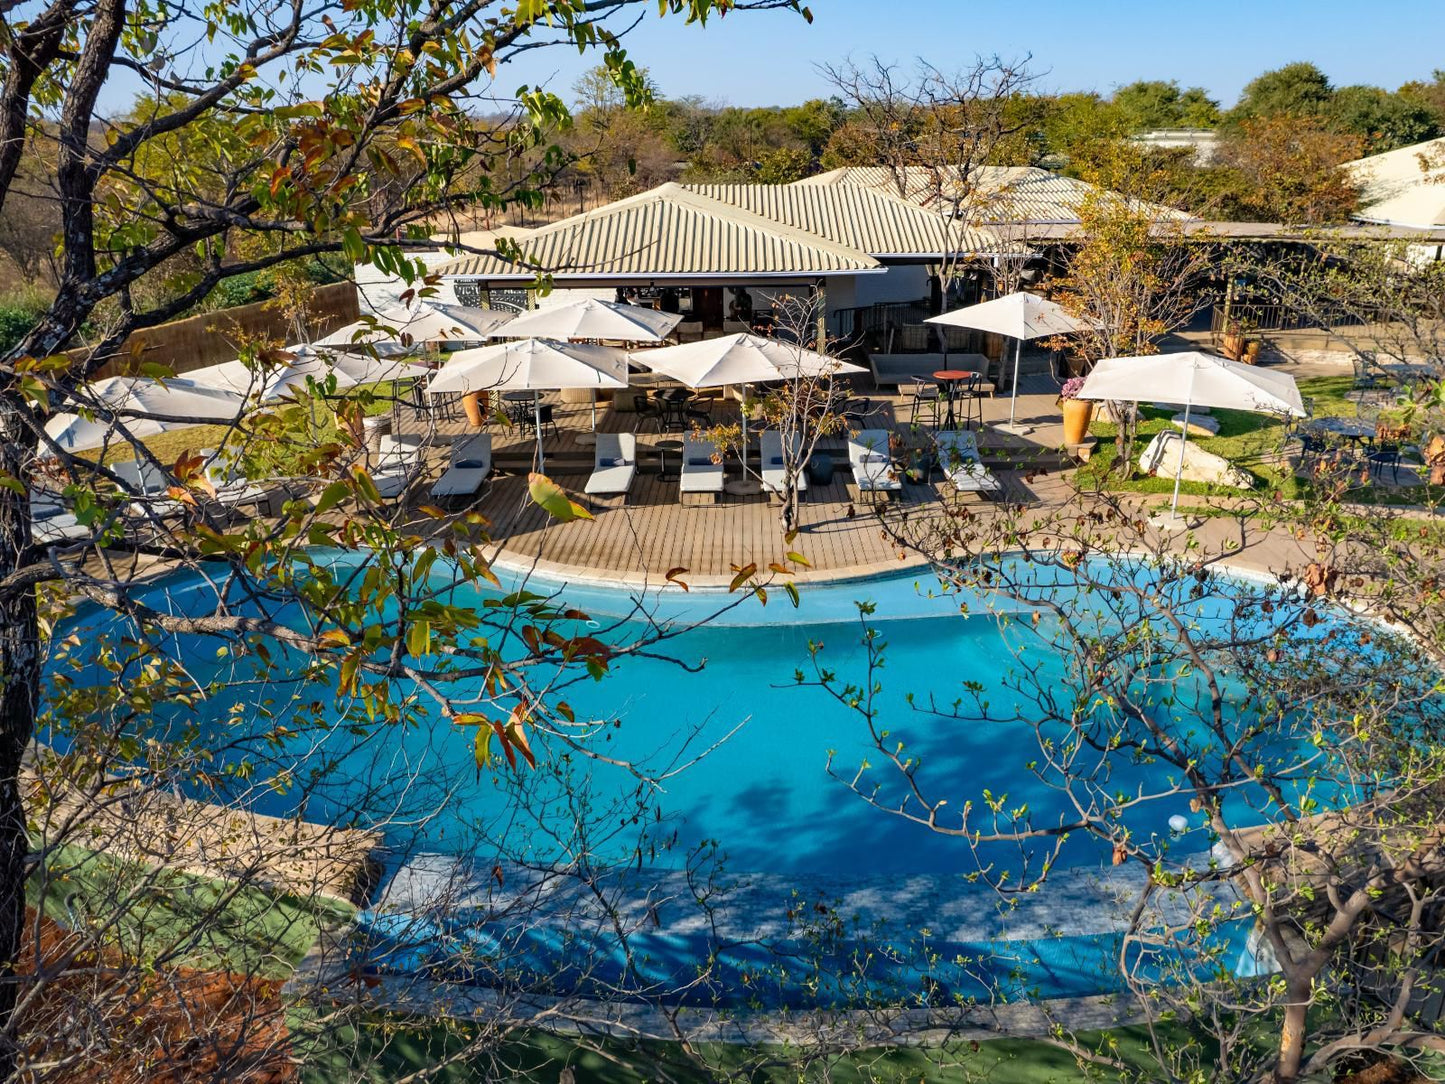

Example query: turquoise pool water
[49,555,1391,1008]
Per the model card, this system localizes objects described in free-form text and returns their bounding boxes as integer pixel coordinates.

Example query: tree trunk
[1275,979,1311,1083]
[0,398,41,1078]
[779,485,800,537]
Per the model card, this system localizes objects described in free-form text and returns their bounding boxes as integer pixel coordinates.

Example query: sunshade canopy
[925,291,1094,341]
[317,301,513,352]
[1077,351,1307,417]
[44,376,244,453]
[426,338,627,395]
[633,332,864,388]
[179,347,430,402]
[491,298,683,342]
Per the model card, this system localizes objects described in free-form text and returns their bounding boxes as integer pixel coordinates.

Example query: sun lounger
[933,429,1001,495]
[30,492,90,544]
[848,429,901,495]
[429,433,492,502]
[759,430,807,498]
[112,458,185,518]
[199,447,281,516]
[584,432,637,504]
[679,436,724,504]
[371,434,425,500]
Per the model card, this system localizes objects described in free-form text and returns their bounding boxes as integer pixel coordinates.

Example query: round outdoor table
[501,390,535,424]
[1307,417,1377,444]
[655,439,684,480]
[652,388,694,431]
[931,370,977,430]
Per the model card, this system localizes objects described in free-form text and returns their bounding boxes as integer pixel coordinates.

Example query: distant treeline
[558,61,1445,221]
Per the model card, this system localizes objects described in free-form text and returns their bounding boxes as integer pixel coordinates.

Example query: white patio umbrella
[491,299,684,437]
[427,338,627,471]
[489,298,683,343]
[317,301,513,353]
[927,292,1096,435]
[44,376,245,453]
[1077,351,1307,523]
[632,332,864,451]
[178,346,431,402]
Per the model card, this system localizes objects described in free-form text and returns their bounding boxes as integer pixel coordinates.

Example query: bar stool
[955,373,983,430]
[910,379,942,429]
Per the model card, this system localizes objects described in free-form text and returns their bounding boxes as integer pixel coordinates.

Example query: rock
[1139,431,1253,489]
[1171,412,1220,437]
[1151,403,1211,414]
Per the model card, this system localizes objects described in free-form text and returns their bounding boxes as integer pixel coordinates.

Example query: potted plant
[462,389,489,427]
[1058,376,1094,445]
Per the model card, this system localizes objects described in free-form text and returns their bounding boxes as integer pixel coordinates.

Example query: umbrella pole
[1170,365,1197,522]
[741,383,749,469]
[997,337,1032,436]
[534,394,545,474]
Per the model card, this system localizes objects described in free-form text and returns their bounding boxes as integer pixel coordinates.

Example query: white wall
[852,265,930,308]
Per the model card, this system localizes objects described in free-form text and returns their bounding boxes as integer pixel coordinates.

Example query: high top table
[931,369,978,430]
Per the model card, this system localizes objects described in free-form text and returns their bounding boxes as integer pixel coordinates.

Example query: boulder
[1171,412,1220,437]
[1139,431,1253,489]
[1150,403,1211,414]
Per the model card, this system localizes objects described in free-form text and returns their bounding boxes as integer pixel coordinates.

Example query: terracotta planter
[1061,398,1095,445]
[462,391,488,427]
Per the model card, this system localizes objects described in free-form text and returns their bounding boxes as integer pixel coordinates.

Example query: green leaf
[474,726,493,771]
[728,563,757,592]
[313,480,351,516]
[528,472,592,521]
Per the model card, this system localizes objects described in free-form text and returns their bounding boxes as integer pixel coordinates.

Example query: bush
[0,289,53,355]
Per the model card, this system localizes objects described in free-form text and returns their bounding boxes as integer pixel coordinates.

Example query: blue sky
[95,0,1444,116]
[500,0,1445,109]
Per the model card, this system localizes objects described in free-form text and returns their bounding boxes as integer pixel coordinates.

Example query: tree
[697,293,851,535]
[1048,142,1215,472]
[818,54,1040,296]
[1399,69,1445,130]
[1040,91,1126,165]
[1328,85,1440,153]
[1111,80,1220,132]
[826,497,1445,1083]
[1213,115,1364,223]
[1225,61,1335,127]
[0,0,811,1076]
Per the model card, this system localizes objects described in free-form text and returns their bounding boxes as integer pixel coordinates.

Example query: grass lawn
[296,1014,1197,1084]
[30,843,354,980]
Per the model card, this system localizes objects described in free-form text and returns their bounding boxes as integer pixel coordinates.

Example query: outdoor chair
[585,432,637,505]
[523,403,559,439]
[1367,442,1402,483]
[759,430,807,499]
[371,434,426,500]
[679,436,724,504]
[1295,430,1329,470]
[429,433,493,504]
[848,429,901,498]
[954,372,984,430]
[933,428,1001,497]
[898,324,932,352]
[908,378,943,429]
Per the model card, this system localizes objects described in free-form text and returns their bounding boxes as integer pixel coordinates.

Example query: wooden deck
[402,379,1068,585]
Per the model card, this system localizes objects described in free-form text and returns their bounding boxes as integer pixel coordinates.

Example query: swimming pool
[47,553,1402,1010]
